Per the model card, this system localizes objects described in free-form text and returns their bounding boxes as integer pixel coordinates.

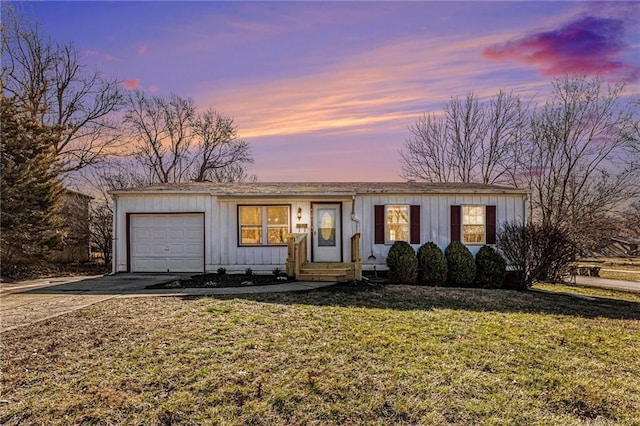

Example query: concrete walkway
[574,276,640,293]
[0,274,336,332]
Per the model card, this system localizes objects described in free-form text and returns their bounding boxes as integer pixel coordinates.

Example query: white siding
[113,191,526,274]
[113,193,212,273]
[356,193,526,271]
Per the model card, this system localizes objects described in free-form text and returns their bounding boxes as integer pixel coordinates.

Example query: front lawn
[2,285,639,425]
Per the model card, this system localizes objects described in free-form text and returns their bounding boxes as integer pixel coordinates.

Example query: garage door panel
[134,229,152,242]
[130,214,204,273]
[152,245,170,256]
[132,244,152,256]
[168,244,185,255]
[168,229,186,240]
[167,258,203,271]
[185,229,201,239]
[152,229,168,241]
[184,244,203,255]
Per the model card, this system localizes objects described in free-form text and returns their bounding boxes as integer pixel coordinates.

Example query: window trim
[237,204,291,247]
[461,204,486,245]
[384,204,410,244]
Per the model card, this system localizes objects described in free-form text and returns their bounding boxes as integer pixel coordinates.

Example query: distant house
[110,182,528,281]
[51,189,93,263]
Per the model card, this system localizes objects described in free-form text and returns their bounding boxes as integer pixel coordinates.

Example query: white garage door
[130,214,204,273]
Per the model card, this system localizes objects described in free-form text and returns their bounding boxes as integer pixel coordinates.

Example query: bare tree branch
[400,91,527,185]
[1,8,123,174]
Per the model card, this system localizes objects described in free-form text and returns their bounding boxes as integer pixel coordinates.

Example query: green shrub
[217,267,227,276]
[445,241,476,287]
[416,242,447,286]
[475,245,507,288]
[386,241,417,284]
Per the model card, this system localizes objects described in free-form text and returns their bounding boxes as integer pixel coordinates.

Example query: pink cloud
[137,45,149,56]
[483,16,640,82]
[123,78,140,90]
[147,85,159,93]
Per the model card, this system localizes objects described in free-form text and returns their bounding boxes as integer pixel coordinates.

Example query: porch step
[298,263,355,282]
[297,272,350,282]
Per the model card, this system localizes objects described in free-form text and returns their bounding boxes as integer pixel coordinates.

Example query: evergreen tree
[1,95,65,276]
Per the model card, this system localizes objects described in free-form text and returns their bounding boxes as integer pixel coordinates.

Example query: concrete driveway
[0,274,335,332]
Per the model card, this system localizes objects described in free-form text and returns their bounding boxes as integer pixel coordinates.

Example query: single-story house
[110,182,527,281]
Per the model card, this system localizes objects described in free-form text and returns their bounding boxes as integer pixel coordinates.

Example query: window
[239,205,290,245]
[462,205,485,243]
[386,205,409,243]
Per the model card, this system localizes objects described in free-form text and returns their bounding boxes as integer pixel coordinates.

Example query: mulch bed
[146,273,292,289]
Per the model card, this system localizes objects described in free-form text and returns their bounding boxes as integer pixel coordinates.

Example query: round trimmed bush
[444,241,476,287]
[417,242,447,286]
[475,245,507,288]
[386,241,417,284]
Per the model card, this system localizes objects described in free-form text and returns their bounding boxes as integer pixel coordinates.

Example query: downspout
[350,195,360,233]
[111,194,117,275]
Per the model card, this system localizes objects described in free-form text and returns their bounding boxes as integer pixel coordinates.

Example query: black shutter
[374,205,385,244]
[410,205,420,244]
[450,205,461,242]
[486,205,497,244]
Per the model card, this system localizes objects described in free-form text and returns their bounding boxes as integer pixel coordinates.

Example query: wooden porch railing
[351,232,362,280]
[286,233,308,278]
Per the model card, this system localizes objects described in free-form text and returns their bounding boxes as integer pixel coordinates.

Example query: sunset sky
[15,1,640,181]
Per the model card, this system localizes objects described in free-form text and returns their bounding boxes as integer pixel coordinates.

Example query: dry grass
[2,284,640,425]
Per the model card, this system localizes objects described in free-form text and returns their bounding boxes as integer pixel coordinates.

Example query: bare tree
[81,163,151,267]
[400,91,527,184]
[124,91,196,183]
[190,109,254,182]
[124,91,253,184]
[1,7,123,174]
[521,76,640,251]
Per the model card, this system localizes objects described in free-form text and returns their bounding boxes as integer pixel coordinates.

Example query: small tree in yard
[497,221,577,290]
[386,241,417,284]
[445,241,476,287]
[417,242,447,286]
[475,245,506,288]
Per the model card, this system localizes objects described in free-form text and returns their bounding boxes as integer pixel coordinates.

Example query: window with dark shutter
[374,205,385,244]
[410,205,420,244]
[450,205,461,242]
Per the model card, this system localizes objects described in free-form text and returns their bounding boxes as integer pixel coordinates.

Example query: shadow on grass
[200,282,640,321]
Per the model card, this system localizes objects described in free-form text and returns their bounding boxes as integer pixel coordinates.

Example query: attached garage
[129,213,204,273]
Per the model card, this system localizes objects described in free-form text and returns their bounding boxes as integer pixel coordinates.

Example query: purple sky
[14,1,640,181]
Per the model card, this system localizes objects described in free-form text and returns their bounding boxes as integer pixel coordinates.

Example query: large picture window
[462,205,485,243]
[386,205,409,243]
[239,205,290,245]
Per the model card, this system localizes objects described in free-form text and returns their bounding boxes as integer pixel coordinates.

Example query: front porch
[286,233,362,282]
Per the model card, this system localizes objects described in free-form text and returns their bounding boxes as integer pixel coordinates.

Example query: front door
[312,203,342,262]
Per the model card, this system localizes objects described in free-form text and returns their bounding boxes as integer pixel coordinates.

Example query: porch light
[297,207,302,221]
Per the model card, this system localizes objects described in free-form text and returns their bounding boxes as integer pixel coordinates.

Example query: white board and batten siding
[112,183,527,274]
[355,193,526,270]
[113,193,212,273]
[209,198,355,273]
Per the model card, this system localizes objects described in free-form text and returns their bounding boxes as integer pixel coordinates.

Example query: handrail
[350,233,362,280]
[286,233,308,278]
